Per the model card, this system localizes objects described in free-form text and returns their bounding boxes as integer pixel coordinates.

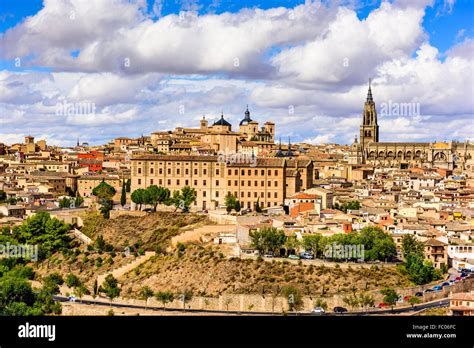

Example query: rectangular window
[159,168,163,174]
[268,192,271,198]
[216,180,219,186]
[248,170,251,176]
[234,180,238,186]
[185,169,189,175]
[168,169,171,174]
[150,168,154,174]
[241,181,245,186]
[268,181,271,187]
[241,170,245,176]
[194,180,198,185]
[203,180,207,186]
[274,192,278,198]
[185,180,189,185]
[177,179,180,185]
[138,168,142,174]
[274,170,278,176]
[203,191,207,197]
[150,179,154,185]
[228,169,231,175]
[203,169,207,175]
[177,169,180,174]
[216,169,220,175]
[159,179,163,185]
[254,170,258,175]
[138,179,141,185]
[274,181,278,187]
[241,192,244,198]
[248,181,251,186]
[167,179,171,185]
[235,169,238,175]
[268,170,271,176]
[194,169,198,175]
[261,170,264,176]
[254,181,257,186]
[228,180,231,186]
[247,192,251,197]
[216,191,219,198]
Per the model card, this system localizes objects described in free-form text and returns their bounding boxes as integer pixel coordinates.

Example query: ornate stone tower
[360,79,379,151]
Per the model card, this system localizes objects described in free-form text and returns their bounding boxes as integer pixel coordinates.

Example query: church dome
[239,105,253,126]
[213,113,231,127]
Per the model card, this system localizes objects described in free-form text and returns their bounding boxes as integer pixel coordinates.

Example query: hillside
[119,244,412,298]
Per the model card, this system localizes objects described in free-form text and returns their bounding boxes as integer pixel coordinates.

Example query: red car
[403,296,411,301]
[378,302,389,308]
[455,277,462,281]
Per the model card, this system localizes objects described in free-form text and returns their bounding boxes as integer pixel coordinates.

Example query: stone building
[349,82,473,170]
[130,155,313,211]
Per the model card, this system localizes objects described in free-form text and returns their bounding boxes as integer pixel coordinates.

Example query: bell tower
[360,79,379,150]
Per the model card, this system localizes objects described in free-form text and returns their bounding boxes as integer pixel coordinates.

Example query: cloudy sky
[0,0,472,146]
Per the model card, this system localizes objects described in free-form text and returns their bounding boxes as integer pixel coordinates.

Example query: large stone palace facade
[349,83,473,170]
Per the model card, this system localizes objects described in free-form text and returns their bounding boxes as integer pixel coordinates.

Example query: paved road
[53,295,449,316]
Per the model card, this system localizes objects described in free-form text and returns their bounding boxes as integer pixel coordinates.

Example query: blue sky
[0,0,472,145]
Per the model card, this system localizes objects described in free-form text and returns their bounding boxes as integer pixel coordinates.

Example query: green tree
[92,279,98,299]
[74,284,88,304]
[255,197,262,213]
[59,197,72,208]
[302,234,322,258]
[140,286,154,310]
[92,181,116,200]
[74,193,84,208]
[155,291,174,311]
[145,186,170,212]
[358,292,375,311]
[225,192,237,213]
[120,181,126,207]
[92,181,116,219]
[100,274,121,306]
[401,234,424,260]
[179,289,193,311]
[408,296,421,309]
[65,273,81,288]
[172,186,197,212]
[380,288,399,310]
[234,200,241,213]
[126,179,131,193]
[282,285,303,313]
[342,294,360,311]
[313,298,328,311]
[131,188,146,210]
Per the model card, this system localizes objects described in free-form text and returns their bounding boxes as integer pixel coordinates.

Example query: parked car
[403,296,411,301]
[414,292,423,297]
[68,296,76,302]
[424,289,434,293]
[288,254,300,260]
[432,286,442,291]
[455,276,462,281]
[460,273,468,278]
[377,302,389,308]
[300,252,314,260]
[333,306,348,313]
[312,307,325,314]
[441,282,450,287]
[263,253,274,258]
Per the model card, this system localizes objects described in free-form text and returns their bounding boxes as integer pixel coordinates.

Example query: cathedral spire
[366,78,373,103]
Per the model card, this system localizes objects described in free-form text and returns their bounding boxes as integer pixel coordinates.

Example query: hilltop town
[1,85,473,316]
